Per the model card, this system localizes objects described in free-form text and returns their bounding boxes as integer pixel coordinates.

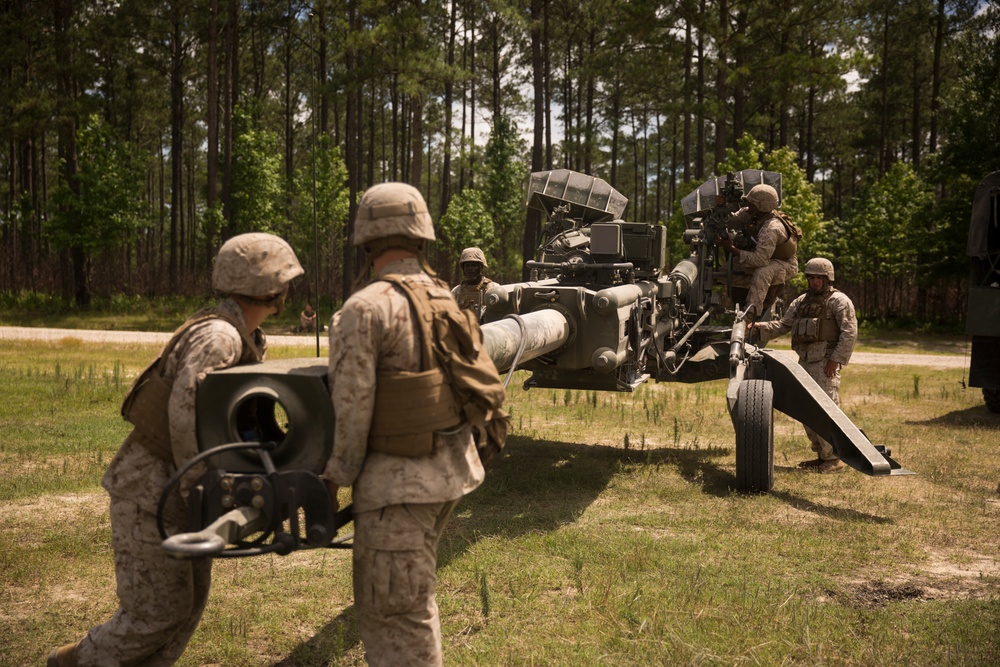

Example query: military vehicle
[966,171,1000,413]
[160,169,912,559]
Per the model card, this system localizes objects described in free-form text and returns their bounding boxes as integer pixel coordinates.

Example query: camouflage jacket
[730,209,799,271]
[103,298,265,508]
[324,257,486,511]
[757,288,857,365]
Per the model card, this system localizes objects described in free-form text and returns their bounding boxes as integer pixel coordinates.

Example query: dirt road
[0,326,968,369]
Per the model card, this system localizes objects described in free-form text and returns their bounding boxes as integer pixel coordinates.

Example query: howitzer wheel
[735,379,774,493]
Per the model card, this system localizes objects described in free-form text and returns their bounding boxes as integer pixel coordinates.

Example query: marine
[322,183,505,666]
[753,257,858,473]
[47,233,303,667]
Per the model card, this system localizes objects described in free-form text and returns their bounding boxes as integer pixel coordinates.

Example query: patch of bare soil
[0,491,107,529]
[831,550,1000,607]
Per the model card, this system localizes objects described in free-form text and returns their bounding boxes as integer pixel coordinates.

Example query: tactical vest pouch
[368,368,462,456]
[770,211,802,260]
[792,317,821,346]
[122,358,177,462]
[379,275,508,464]
[120,309,261,465]
[791,288,840,348]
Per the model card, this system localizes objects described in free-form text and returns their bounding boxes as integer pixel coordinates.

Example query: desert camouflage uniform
[325,257,486,667]
[729,209,799,316]
[451,276,494,315]
[756,286,857,460]
[75,298,264,666]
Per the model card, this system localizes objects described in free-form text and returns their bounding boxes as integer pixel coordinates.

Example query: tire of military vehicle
[735,379,774,493]
[984,388,1000,414]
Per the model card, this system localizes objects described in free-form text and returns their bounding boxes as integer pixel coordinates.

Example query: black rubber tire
[984,388,1000,414]
[735,379,775,493]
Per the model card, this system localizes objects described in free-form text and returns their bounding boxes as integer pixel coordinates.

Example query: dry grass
[1,339,999,666]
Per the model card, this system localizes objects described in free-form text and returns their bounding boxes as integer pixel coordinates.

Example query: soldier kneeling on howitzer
[719,184,802,319]
[751,258,858,474]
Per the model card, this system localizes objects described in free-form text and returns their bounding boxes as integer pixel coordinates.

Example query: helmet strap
[234,287,288,315]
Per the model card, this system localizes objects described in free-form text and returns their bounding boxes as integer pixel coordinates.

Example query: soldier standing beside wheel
[47,233,303,667]
[719,183,802,318]
[451,246,493,319]
[752,257,857,474]
[322,183,505,666]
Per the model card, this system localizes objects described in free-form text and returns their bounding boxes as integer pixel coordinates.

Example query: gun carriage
[161,169,912,559]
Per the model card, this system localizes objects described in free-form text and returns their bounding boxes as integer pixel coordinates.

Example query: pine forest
[1,0,999,322]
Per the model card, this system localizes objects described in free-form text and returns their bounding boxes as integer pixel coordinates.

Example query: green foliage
[717,133,830,268]
[48,115,146,252]
[836,163,933,286]
[438,188,495,257]
[290,136,350,277]
[230,106,284,234]
[765,146,828,262]
[718,134,765,172]
[482,114,529,282]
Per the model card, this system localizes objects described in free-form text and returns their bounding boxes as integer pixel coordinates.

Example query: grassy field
[1,336,998,666]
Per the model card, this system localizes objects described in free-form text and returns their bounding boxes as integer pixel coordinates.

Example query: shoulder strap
[155,308,261,374]
[377,274,436,371]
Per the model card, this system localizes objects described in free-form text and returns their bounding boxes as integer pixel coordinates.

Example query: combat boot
[47,641,79,667]
[817,459,845,474]
[797,458,824,469]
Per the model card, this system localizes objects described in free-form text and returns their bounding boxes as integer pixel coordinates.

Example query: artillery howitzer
[160,169,912,559]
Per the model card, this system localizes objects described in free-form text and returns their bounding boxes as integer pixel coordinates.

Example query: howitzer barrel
[481,309,572,373]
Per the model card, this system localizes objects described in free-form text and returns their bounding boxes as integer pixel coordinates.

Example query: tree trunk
[222,0,239,236]
[206,0,219,260]
[878,9,890,174]
[169,3,184,292]
[713,0,728,171]
[524,0,544,277]
[53,0,86,305]
[440,0,457,218]
[343,0,358,300]
[929,0,944,153]
[409,94,423,189]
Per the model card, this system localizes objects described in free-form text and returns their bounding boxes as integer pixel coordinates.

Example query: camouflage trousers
[353,500,460,667]
[76,444,211,667]
[733,260,798,317]
[800,359,842,461]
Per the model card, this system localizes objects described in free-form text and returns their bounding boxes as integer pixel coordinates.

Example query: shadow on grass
[907,404,1000,429]
[441,434,735,565]
[273,605,360,666]
[769,489,894,524]
[276,435,892,663]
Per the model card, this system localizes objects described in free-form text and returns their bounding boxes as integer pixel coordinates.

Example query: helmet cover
[212,233,304,296]
[459,247,488,267]
[744,184,779,213]
[803,257,835,281]
[353,182,435,247]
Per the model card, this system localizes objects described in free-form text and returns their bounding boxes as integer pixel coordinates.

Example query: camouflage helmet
[212,233,304,296]
[744,184,779,213]
[353,182,435,247]
[460,247,488,268]
[803,257,835,281]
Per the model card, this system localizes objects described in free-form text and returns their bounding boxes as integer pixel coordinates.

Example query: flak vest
[367,274,506,458]
[791,287,841,351]
[748,210,801,260]
[120,307,262,463]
